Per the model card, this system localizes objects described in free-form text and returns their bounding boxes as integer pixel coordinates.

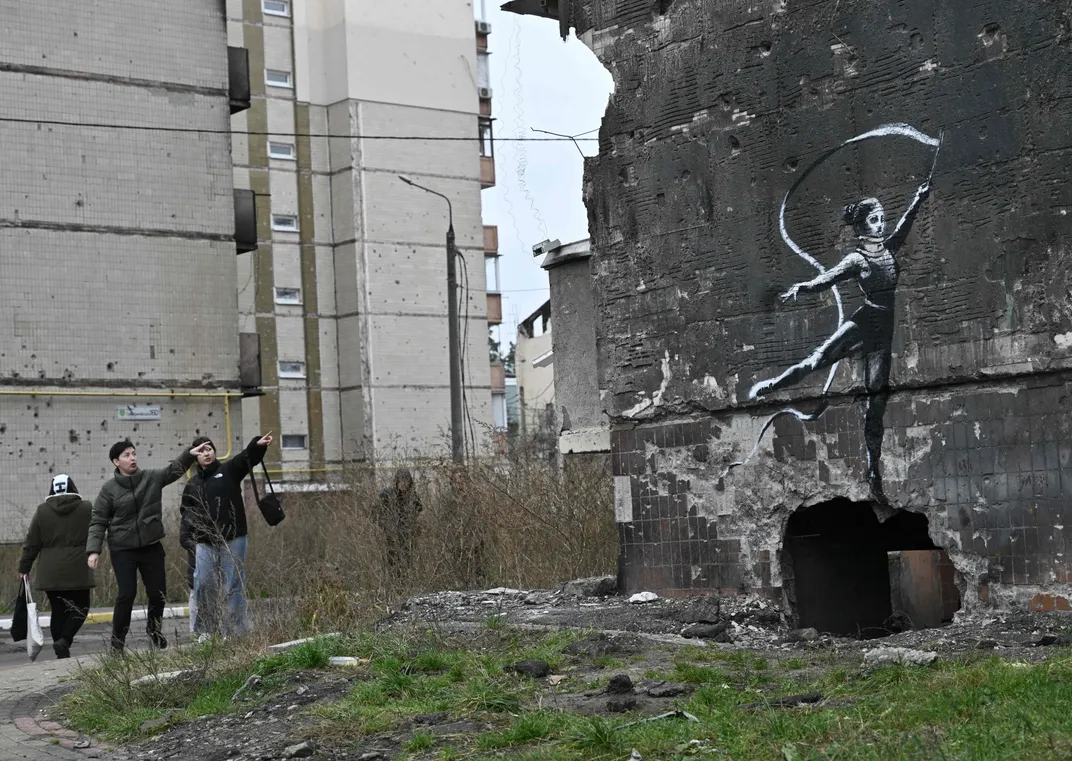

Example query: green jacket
[87,448,196,554]
[19,494,96,591]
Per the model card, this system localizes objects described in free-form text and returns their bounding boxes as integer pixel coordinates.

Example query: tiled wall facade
[0,0,240,541]
[613,376,1072,607]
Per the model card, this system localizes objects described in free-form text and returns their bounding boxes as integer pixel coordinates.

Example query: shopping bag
[10,580,27,642]
[24,579,44,662]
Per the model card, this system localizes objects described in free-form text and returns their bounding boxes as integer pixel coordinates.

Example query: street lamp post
[398,175,465,463]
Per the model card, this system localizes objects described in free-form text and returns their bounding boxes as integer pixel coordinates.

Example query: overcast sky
[477,4,614,349]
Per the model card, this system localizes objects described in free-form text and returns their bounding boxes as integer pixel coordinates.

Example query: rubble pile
[383,578,1072,656]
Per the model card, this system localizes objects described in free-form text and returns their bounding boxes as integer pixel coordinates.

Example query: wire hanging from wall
[508,19,549,240]
[456,252,479,459]
[498,18,528,259]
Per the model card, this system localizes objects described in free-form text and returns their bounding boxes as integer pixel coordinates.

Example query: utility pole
[398,175,465,462]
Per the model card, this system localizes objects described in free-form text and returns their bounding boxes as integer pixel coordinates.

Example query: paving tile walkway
[0,657,127,760]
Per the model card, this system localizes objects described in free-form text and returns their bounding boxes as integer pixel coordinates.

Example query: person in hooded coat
[18,475,96,659]
[376,468,423,571]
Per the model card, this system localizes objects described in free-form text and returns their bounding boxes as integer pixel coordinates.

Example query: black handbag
[250,462,285,526]
[10,581,27,642]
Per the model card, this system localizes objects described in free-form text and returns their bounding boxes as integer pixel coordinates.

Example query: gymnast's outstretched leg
[749,320,862,400]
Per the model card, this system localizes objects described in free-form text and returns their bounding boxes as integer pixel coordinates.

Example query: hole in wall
[782,499,961,637]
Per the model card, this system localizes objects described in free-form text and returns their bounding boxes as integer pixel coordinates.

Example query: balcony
[228,47,251,114]
[480,156,496,188]
[487,292,503,325]
[490,361,506,393]
[483,225,499,254]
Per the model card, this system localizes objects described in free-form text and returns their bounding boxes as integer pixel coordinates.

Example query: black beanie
[109,439,135,463]
[49,474,78,496]
[192,436,215,451]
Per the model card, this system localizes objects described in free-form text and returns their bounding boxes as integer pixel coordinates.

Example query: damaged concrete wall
[570,0,1072,612]
[0,1,241,542]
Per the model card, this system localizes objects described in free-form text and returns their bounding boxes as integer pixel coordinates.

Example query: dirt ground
[53,583,1072,761]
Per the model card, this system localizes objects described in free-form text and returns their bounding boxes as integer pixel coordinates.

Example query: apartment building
[0,1,244,546]
[229,0,502,478]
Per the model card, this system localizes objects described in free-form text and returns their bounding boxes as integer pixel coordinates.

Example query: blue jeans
[194,536,248,637]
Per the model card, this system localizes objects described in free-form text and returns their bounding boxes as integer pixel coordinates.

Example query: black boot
[53,639,70,659]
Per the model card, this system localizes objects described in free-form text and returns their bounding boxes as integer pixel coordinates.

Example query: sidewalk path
[0,606,190,631]
[0,656,125,760]
[0,618,193,760]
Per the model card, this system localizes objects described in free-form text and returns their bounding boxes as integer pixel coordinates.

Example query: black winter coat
[180,437,267,545]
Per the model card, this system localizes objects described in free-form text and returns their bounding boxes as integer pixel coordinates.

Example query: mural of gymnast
[747,178,933,499]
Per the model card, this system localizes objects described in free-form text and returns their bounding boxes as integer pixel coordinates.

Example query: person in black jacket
[180,433,271,638]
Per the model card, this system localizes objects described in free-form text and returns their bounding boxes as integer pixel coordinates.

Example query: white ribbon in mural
[720,123,942,483]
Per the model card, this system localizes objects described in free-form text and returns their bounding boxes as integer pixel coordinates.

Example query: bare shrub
[243,445,615,622]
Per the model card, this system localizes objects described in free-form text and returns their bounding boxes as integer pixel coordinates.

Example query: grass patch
[476,710,567,749]
[61,622,1072,761]
[405,731,436,752]
[672,662,730,684]
[592,655,627,669]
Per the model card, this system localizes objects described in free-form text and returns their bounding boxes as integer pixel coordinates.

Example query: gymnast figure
[748,179,932,496]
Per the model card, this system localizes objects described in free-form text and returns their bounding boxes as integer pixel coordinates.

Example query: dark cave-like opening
[783,499,961,637]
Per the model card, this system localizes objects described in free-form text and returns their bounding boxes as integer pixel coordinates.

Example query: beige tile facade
[0,1,241,541]
[232,0,495,476]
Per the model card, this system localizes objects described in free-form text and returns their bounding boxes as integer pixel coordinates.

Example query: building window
[282,434,307,449]
[277,360,306,379]
[268,141,296,160]
[265,69,293,88]
[479,118,494,158]
[262,0,290,17]
[274,287,302,305]
[271,214,298,232]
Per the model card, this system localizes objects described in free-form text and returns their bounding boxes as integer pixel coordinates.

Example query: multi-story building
[229,0,501,478]
[0,1,246,559]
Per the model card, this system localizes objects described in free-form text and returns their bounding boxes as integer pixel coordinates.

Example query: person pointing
[87,439,211,653]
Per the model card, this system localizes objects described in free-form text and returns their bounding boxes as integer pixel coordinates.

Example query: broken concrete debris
[673,595,721,624]
[629,592,659,604]
[283,740,315,759]
[681,622,731,641]
[645,682,688,698]
[562,575,618,598]
[131,670,198,687]
[505,659,551,678]
[863,647,939,668]
[268,634,340,652]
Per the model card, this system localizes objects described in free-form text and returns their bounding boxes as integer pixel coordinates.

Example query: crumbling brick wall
[573,0,1072,612]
